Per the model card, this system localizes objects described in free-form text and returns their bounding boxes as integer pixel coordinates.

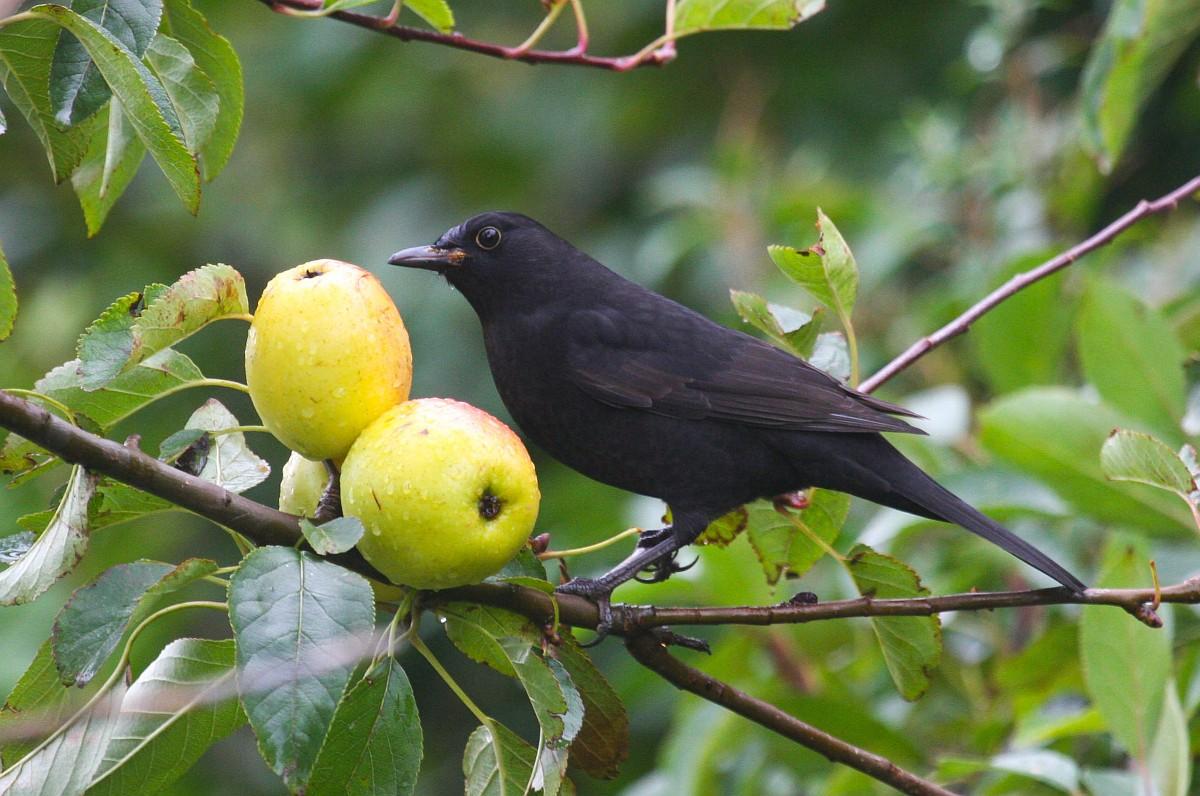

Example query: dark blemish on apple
[478,491,502,520]
[371,489,382,510]
[302,269,323,279]
[419,428,429,436]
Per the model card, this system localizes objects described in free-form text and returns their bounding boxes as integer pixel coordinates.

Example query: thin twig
[625,633,956,796]
[259,0,676,71]
[859,174,1200,394]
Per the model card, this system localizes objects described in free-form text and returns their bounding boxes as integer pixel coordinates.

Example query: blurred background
[2,0,1200,793]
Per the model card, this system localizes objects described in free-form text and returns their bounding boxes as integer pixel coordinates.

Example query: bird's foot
[634,549,697,583]
[556,577,615,647]
[311,460,343,524]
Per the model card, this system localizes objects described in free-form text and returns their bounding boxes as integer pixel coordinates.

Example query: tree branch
[625,632,956,796]
[0,389,381,579]
[258,0,676,72]
[859,173,1200,394]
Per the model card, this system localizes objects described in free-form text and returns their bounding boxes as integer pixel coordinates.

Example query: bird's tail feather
[807,435,1086,593]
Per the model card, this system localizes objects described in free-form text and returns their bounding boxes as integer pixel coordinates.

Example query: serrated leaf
[1080,535,1171,762]
[769,209,858,323]
[979,387,1193,533]
[0,18,92,181]
[463,722,537,796]
[53,558,217,687]
[847,544,942,701]
[29,4,200,213]
[228,546,376,792]
[1077,278,1186,438]
[299,516,365,556]
[308,657,422,796]
[1080,0,1200,172]
[1100,429,1195,499]
[145,34,219,156]
[36,348,206,430]
[551,635,628,780]
[160,0,243,181]
[696,505,747,547]
[70,101,148,236]
[674,0,824,36]
[0,238,15,340]
[0,467,98,605]
[0,678,126,796]
[182,399,269,493]
[75,287,164,390]
[48,0,162,126]
[746,490,849,584]
[87,638,245,796]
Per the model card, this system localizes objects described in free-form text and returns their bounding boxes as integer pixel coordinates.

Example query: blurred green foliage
[2,0,1200,793]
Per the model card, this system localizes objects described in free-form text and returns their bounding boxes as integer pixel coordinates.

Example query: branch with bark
[1,174,1198,794]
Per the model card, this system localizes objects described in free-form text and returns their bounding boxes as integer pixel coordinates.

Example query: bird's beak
[387,244,466,271]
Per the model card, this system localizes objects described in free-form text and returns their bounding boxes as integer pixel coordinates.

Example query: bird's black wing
[565,306,924,434]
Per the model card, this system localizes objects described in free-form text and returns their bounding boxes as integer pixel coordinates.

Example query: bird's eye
[475,226,502,250]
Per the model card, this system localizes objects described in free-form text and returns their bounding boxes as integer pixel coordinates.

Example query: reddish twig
[625,633,956,796]
[859,174,1200,394]
[259,0,676,72]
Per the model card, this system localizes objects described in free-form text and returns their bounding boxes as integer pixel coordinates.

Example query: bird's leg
[311,459,343,524]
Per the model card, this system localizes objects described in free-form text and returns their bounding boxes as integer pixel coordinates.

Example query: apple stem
[537,526,643,561]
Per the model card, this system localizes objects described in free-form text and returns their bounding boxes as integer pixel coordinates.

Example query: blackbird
[389,212,1085,613]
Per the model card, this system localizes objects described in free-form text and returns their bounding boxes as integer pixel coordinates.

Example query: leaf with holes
[88,638,245,796]
[48,0,162,126]
[769,209,858,324]
[228,546,375,792]
[0,467,99,606]
[308,657,423,796]
[847,544,942,701]
[52,558,217,687]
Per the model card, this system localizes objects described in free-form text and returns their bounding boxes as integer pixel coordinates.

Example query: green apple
[341,398,540,589]
[278,451,327,517]
[245,259,412,461]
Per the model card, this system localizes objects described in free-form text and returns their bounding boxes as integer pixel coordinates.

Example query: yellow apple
[341,398,540,590]
[277,451,328,517]
[245,259,412,461]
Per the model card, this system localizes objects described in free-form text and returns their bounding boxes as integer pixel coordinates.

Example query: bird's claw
[633,549,697,583]
[556,577,616,647]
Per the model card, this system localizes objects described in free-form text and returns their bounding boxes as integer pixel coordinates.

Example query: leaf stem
[408,616,493,728]
[537,526,642,560]
[209,425,270,437]
[508,0,567,55]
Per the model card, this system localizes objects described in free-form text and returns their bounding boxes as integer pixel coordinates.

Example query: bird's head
[388,212,578,315]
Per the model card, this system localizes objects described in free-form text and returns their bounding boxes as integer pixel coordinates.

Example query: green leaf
[1080,0,1200,172]
[299,516,365,556]
[769,209,858,323]
[308,657,423,796]
[0,18,92,181]
[746,490,850,584]
[0,640,84,766]
[674,0,824,36]
[729,290,822,358]
[463,722,537,796]
[972,252,1073,394]
[978,387,1193,533]
[847,545,942,701]
[29,4,200,213]
[0,467,99,606]
[89,480,174,529]
[696,505,748,547]
[87,643,243,796]
[1076,278,1186,438]
[1080,535,1171,761]
[228,546,376,792]
[75,264,246,388]
[145,34,219,156]
[937,750,1080,792]
[550,635,629,780]
[1100,429,1196,499]
[48,0,162,126]
[0,238,15,341]
[182,399,270,493]
[0,678,126,796]
[52,558,217,687]
[87,638,245,796]
[488,547,549,583]
[1148,681,1190,796]
[160,0,243,181]
[405,0,455,32]
[70,101,148,236]
[36,348,206,430]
